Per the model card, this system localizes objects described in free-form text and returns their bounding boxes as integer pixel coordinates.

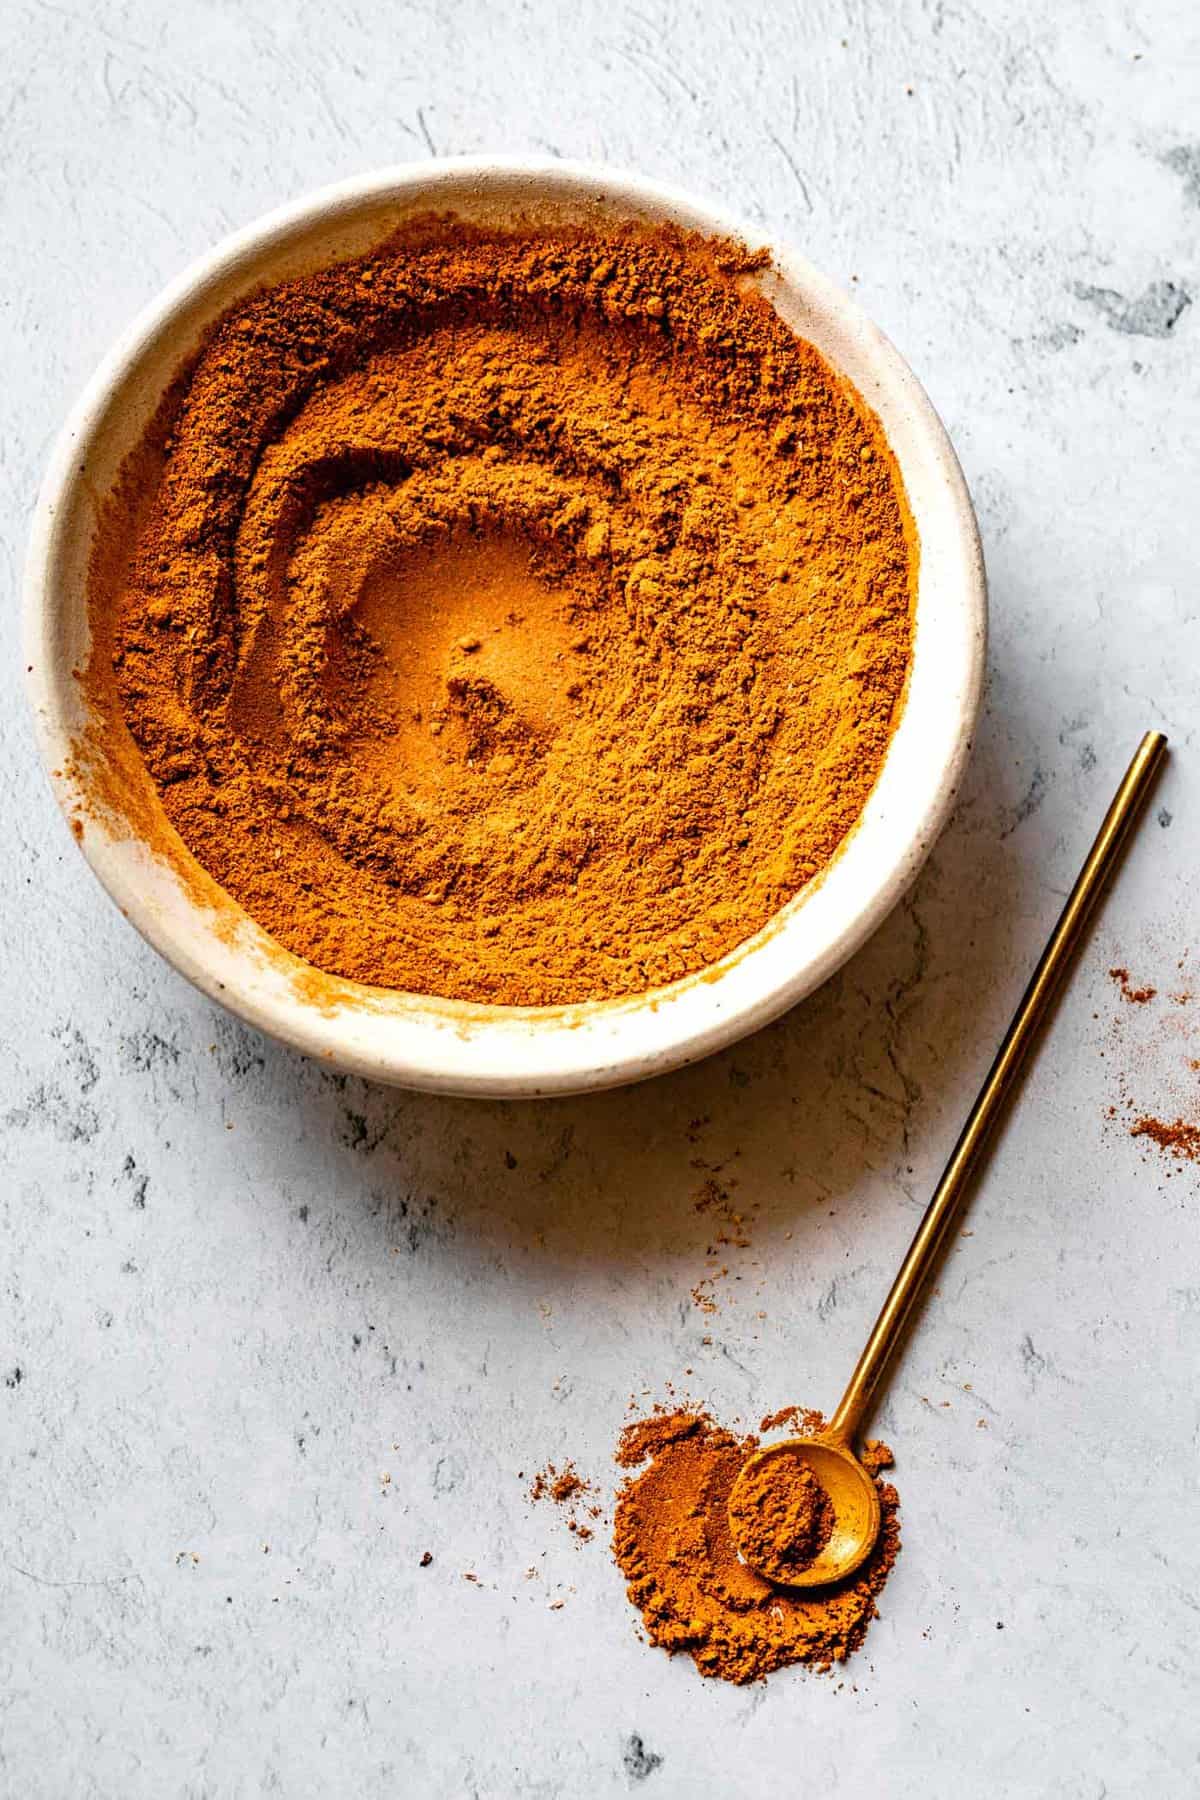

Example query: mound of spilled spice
[83,216,915,1005]
[612,1410,899,1682]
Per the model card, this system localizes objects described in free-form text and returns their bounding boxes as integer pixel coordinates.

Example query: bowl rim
[23,155,986,1096]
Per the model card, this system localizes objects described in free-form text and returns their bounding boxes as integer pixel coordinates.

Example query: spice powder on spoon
[85,218,916,1004]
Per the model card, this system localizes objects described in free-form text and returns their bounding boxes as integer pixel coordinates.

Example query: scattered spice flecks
[691,1274,725,1315]
[688,1161,758,1316]
[1130,1116,1200,1161]
[530,1465,585,1504]
[1102,958,1200,1166]
[612,1407,900,1683]
[1108,966,1157,1005]
[760,1403,825,1435]
[528,1460,600,1540]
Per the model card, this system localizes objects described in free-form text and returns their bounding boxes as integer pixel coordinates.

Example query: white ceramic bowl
[24,158,985,1097]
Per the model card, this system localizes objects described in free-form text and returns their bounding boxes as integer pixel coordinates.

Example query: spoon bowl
[728,1437,881,1589]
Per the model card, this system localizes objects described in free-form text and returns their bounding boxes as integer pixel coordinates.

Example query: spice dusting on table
[1109,966,1157,1005]
[528,1459,600,1539]
[1129,1115,1200,1161]
[612,1408,899,1682]
[85,217,915,1004]
[1102,958,1200,1165]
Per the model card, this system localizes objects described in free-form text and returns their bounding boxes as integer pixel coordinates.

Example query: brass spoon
[728,731,1167,1589]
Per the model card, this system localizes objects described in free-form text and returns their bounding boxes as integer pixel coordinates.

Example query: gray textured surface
[3,2,1199,1795]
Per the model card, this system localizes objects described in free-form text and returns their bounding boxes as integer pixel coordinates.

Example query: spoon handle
[827,729,1167,1447]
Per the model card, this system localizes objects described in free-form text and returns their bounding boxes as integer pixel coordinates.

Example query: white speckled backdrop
[3,3,1198,1794]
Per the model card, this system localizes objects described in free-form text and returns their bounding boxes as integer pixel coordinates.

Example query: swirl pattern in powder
[95,220,916,1004]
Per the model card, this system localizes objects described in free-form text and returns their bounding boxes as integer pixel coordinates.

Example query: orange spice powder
[612,1409,900,1683]
[84,218,916,1005]
[726,1448,836,1578]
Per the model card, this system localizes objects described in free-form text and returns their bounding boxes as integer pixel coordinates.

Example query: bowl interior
[25,159,984,1096]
